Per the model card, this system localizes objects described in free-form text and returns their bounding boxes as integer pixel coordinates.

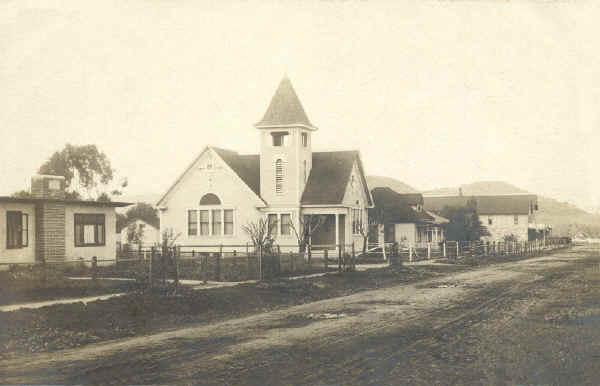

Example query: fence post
[338,244,342,273]
[277,245,281,275]
[174,246,180,291]
[443,241,447,258]
[409,246,413,262]
[456,242,460,258]
[149,247,154,288]
[324,249,328,270]
[427,243,431,260]
[217,244,222,281]
[258,244,263,281]
[92,256,98,281]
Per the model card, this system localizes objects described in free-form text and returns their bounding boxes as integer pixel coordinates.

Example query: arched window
[199,193,221,205]
[275,159,284,193]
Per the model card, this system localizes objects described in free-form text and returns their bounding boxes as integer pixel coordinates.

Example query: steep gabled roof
[255,76,317,130]
[301,151,373,206]
[155,147,264,207]
[211,148,260,197]
[370,187,432,224]
[423,194,538,215]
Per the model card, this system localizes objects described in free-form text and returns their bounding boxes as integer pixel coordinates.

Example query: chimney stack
[31,175,66,200]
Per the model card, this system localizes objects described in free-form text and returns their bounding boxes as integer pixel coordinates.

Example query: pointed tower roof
[255,76,317,131]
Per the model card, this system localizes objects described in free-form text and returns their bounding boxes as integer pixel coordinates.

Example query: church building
[156,76,373,252]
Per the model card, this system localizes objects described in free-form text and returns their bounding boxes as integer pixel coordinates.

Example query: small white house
[119,219,161,248]
[0,175,130,265]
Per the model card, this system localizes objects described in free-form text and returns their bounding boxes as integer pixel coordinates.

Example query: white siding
[65,205,117,262]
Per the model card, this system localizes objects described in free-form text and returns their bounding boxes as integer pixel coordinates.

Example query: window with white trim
[188,210,198,236]
[268,214,278,236]
[6,211,28,249]
[301,132,308,147]
[272,132,288,147]
[189,194,235,237]
[199,210,210,235]
[267,213,292,238]
[281,214,292,235]
[275,159,284,194]
[74,214,105,247]
[352,208,363,235]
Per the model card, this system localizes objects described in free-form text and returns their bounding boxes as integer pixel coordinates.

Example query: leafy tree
[11,190,31,198]
[439,198,490,241]
[124,202,159,228]
[37,144,127,200]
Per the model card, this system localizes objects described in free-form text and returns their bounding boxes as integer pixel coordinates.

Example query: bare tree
[241,218,275,252]
[289,214,326,265]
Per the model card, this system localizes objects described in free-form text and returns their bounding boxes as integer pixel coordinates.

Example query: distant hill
[424,181,600,237]
[366,176,419,194]
[423,181,529,196]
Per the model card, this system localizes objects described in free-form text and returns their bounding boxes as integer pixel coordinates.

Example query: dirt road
[2,246,598,385]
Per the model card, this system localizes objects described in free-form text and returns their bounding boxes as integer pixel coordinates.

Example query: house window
[275,159,284,194]
[224,209,234,235]
[199,210,210,235]
[212,209,222,235]
[272,132,288,147]
[488,217,493,225]
[514,215,519,225]
[188,210,198,236]
[352,208,363,235]
[6,211,28,249]
[74,214,105,247]
[301,132,308,147]
[281,214,292,235]
[268,214,278,236]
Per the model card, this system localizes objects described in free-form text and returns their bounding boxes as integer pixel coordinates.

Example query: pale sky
[2,1,599,211]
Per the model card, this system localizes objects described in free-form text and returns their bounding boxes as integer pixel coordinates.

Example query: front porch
[301,207,361,254]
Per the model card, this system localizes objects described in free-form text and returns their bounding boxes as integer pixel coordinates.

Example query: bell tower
[255,76,317,206]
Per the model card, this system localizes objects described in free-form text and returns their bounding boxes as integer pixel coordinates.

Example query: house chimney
[458,187,463,197]
[31,175,66,200]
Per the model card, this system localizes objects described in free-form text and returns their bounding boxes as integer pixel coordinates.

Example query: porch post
[335,213,339,254]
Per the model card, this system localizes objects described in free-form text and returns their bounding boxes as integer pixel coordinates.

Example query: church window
[275,159,284,193]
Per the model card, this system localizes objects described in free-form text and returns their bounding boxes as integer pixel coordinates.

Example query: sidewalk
[0,292,127,312]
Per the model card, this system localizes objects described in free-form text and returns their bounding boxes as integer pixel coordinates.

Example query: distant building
[423,193,540,242]
[0,175,130,265]
[370,187,448,248]
[119,218,160,248]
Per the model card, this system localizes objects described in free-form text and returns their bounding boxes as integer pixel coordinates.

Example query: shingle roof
[370,187,433,224]
[212,148,260,197]
[300,151,372,206]
[158,146,371,208]
[423,194,538,215]
[255,76,316,130]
